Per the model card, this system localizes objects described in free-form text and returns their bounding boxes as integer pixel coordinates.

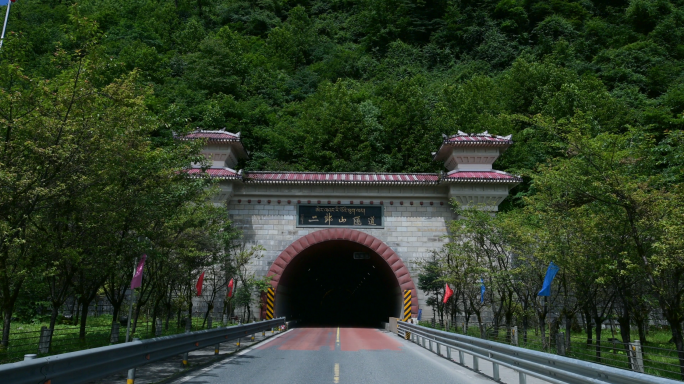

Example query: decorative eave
[185,167,242,180]
[441,170,522,183]
[242,172,440,185]
[433,131,513,162]
[177,129,242,142]
[176,129,249,160]
[189,170,521,185]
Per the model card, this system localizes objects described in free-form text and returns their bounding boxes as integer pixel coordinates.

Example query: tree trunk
[1,310,13,349]
[110,305,120,343]
[48,305,60,349]
[636,317,647,345]
[74,300,81,326]
[583,309,593,346]
[617,311,631,365]
[79,300,89,341]
[594,318,603,362]
[665,312,684,379]
[565,314,573,353]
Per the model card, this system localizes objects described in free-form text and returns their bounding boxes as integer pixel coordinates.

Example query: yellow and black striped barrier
[265,287,275,320]
[403,290,412,322]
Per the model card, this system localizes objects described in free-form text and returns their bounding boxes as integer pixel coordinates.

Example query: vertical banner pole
[125,258,138,342]
[0,1,11,50]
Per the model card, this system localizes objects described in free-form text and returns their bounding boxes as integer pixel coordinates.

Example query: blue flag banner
[0,0,9,6]
[538,261,560,296]
[480,278,485,303]
[417,308,422,321]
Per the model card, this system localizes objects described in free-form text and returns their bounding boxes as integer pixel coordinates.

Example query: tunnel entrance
[275,240,402,327]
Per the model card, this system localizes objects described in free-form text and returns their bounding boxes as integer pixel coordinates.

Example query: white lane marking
[172,329,293,383]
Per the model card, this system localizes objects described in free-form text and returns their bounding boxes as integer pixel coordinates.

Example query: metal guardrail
[0,317,286,384]
[398,321,681,384]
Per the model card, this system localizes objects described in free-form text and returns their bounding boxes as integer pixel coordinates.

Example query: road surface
[172,327,502,384]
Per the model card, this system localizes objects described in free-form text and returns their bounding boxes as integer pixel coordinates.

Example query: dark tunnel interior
[275,240,401,327]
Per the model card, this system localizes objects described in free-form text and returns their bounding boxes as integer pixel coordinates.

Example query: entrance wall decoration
[261,228,418,320]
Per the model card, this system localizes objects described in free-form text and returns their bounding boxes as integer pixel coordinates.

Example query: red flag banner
[442,283,453,303]
[130,254,147,290]
[196,272,205,296]
[227,278,234,297]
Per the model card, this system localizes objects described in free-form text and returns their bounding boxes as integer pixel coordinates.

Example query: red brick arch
[262,228,418,319]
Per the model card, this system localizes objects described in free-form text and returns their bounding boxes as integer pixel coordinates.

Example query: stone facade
[184,129,521,321]
[223,183,459,320]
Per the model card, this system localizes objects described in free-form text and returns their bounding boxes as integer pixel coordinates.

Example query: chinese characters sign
[297,205,383,228]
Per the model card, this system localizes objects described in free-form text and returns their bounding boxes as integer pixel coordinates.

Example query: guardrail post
[155,318,162,337]
[127,338,140,383]
[236,337,241,347]
[490,353,500,381]
[519,371,527,384]
[428,338,432,351]
[458,350,464,365]
[215,343,220,355]
[628,340,644,373]
[436,341,441,356]
[473,354,479,371]
[251,333,255,342]
[39,326,51,353]
[513,326,519,346]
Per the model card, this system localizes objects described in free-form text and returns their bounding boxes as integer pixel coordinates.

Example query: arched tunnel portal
[262,229,418,327]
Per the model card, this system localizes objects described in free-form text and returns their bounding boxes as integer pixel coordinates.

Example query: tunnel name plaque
[297,205,383,228]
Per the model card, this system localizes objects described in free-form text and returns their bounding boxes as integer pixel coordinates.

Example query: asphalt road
[172,327,499,384]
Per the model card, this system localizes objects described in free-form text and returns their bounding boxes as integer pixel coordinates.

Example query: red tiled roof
[244,172,440,184]
[185,168,241,179]
[442,170,521,183]
[444,135,512,144]
[184,169,520,184]
[178,130,241,142]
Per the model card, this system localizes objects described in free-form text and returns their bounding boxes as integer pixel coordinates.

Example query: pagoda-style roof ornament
[177,129,248,168]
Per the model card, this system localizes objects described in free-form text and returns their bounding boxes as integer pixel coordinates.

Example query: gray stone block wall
[226,197,457,320]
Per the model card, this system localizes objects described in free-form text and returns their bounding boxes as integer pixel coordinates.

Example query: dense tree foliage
[2,0,682,184]
[2,0,684,373]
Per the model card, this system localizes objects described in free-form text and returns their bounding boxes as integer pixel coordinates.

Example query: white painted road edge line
[172,329,294,384]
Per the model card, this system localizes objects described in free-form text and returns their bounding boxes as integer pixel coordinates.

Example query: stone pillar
[512,326,518,346]
[38,327,51,353]
[629,340,645,373]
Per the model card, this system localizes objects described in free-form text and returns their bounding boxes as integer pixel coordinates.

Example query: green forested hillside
[3,0,684,201]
